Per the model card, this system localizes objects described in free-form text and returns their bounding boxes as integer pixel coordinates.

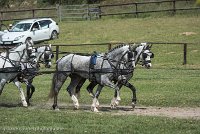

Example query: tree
[0,0,10,8]
[196,0,200,6]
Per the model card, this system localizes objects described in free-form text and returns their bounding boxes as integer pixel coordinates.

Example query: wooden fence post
[0,12,3,24]
[32,9,35,18]
[183,43,187,65]
[58,4,62,22]
[172,0,176,15]
[135,3,138,17]
[56,4,60,21]
[108,43,112,50]
[98,6,101,19]
[55,45,59,62]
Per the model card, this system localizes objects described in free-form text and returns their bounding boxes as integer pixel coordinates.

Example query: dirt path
[31,102,200,120]
[110,106,200,120]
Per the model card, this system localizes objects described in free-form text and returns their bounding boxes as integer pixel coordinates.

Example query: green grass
[50,16,200,44]
[48,16,200,69]
[1,16,200,133]
[1,68,200,133]
[0,107,200,134]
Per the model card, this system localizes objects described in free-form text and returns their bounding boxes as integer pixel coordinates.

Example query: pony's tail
[49,73,57,98]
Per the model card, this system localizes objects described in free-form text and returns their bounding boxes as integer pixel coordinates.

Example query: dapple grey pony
[49,44,136,112]
[75,43,154,110]
[16,44,54,105]
[0,42,36,107]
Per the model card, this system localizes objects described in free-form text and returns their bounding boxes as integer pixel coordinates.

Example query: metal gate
[58,4,100,21]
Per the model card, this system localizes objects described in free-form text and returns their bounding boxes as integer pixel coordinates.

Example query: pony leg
[91,84,103,112]
[26,82,35,106]
[0,79,7,95]
[87,81,99,106]
[67,75,82,109]
[75,78,86,98]
[87,81,97,97]
[13,80,28,107]
[111,83,123,108]
[29,84,35,102]
[110,90,121,109]
[50,73,68,110]
[26,82,31,105]
[53,75,67,110]
[101,76,120,109]
[123,81,137,108]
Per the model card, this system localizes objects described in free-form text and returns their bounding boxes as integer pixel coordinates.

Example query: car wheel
[25,38,33,45]
[51,30,58,40]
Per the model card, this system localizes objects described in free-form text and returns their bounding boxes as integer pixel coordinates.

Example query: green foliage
[0,0,9,7]
[40,0,89,5]
[196,0,200,5]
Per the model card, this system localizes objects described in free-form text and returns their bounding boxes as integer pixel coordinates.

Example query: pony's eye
[143,53,147,59]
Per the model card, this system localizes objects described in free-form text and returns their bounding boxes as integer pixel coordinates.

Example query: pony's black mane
[108,44,128,53]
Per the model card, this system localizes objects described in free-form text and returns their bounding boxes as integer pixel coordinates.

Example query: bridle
[36,45,54,64]
[136,45,154,66]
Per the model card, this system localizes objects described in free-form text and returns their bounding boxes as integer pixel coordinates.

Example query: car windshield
[11,23,32,32]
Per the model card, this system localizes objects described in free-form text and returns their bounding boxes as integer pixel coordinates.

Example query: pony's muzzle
[45,62,52,68]
[145,63,152,69]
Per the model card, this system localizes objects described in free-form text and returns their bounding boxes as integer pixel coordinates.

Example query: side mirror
[32,28,37,31]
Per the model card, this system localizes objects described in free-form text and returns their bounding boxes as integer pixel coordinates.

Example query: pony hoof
[93,107,99,112]
[132,102,136,108]
[55,108,60,111]
[91,107,99,112]
[96,101,100,108]
[22,102,28,107]
[110,104,117,109]
[115,100,119,106]
[74,105,79,110]
[116,97,121,101]
[52,105,59,110]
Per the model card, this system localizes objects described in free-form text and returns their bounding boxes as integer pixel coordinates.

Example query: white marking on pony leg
[91,98,99,112]
[93,107,99,112]
[14,81,28,107]
[71,95,79,109]
[95,100,100,108]
[110,97,117,109]
[110,97,120,109]
[132,102,136,109]
[116,90,121,101]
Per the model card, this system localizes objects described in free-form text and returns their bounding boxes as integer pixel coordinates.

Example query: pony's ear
[129,44,134,51]
[49,44,52,48]
[146,43,153,50]
[150,44,153,48]
[146,45,150,50]
[148,44,153,49]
